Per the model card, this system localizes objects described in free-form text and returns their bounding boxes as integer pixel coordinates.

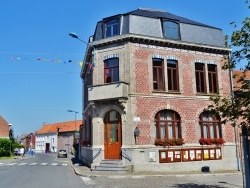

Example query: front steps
[91,160,130,173]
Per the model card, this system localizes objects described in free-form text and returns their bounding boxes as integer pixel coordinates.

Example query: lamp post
[67,110,79,136]
[69,32,96,76]
[67,110,79,159]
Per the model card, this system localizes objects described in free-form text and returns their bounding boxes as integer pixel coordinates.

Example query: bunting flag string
[2,56,83,66]
[0,52,84,66]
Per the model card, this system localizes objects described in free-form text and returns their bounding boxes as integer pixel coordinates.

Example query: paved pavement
[69,155,243,180]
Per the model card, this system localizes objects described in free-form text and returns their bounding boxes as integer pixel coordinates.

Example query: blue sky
[0,0,249,137]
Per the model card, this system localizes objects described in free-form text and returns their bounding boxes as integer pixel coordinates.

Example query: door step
[91,160,130,173]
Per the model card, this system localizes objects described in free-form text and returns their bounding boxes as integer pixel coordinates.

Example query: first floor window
[195,63,206,93]
[153,58,165,90]
[208,64,218,93]
[104,58,119,83]
[199,111,222,139]
[167,60,179,91]
[155,110,181,139]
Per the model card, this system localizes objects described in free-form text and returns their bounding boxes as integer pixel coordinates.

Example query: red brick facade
[132,44,234,145]
[0,115,9,138]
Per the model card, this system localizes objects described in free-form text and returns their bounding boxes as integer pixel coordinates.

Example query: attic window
[163,20,180,40]
[104,18,119,38]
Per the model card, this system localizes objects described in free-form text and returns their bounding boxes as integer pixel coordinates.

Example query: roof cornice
[91,34,231,53]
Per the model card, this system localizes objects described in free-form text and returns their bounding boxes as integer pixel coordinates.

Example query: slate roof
[36,120,82,134]
[124,8,218,29]
[93,8,225,48]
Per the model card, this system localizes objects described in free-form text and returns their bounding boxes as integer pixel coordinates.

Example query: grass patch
[0,155,15,160]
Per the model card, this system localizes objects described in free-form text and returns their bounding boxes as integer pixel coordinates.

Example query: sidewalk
[69,155,242,178]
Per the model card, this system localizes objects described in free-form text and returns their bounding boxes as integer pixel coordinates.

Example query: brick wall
[132,43,233,145]
[0,116,9,138]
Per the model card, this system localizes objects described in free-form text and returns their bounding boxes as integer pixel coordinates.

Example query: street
[0,153,244,188]
[0,153,87,188]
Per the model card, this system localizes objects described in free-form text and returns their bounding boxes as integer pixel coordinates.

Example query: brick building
[79,8,237,172]
[0,115,10,138]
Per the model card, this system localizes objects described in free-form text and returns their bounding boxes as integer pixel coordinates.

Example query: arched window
[199,111,222,139]
[155,110,181,139]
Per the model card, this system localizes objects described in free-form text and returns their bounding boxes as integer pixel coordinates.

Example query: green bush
[0,138,12,157]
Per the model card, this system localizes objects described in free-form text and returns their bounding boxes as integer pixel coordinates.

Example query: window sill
[152,91,181,95]
[196,93,219,97]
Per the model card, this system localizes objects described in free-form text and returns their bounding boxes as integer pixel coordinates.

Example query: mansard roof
[124,8,218,29]
[93,8,226,48]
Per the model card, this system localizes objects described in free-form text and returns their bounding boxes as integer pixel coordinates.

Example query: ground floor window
[155,110,181,139]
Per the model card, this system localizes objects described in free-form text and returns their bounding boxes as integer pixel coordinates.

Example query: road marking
[18,163,27,166]
[29,163,37,166]
[61,163,68,166]
[51,163,57,166]
[0,163,4,166]
[40,163,48,166]
[8,163,17,166]
[80,177,96,185]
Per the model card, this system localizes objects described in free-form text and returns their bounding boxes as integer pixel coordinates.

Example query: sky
[0,0,249,137]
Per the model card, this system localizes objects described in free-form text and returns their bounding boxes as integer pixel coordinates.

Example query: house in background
[20,133,36,151]
[79,8,236,173]
[35,120,82,153]
[0,115,10,138]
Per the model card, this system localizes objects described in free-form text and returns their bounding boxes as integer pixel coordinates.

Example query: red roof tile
[232,70,250,91]
[36,120,82,134]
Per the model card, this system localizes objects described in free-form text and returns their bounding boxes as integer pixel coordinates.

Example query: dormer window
[104,18,119,38]
[163,20,180,40]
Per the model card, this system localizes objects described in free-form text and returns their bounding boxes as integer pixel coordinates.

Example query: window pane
[175,122,179,137]
[105,19,119,37]
[168,122,173,138]
[113,67,119,82]
[152,59,165,90]
[210,123,214,138]
[195,63,206,93]
[110,124,118,142]
[164,21,179,40]
[160,122,166,139]
[204,123,208,138]
[160,111,166,120]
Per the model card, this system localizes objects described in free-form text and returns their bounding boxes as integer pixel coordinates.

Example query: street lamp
[69,32,96,72]
[67,110,79,134]
[67,109,79,160]
[69,32,95,51]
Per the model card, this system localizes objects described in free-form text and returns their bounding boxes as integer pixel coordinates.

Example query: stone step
[91,160,129,172]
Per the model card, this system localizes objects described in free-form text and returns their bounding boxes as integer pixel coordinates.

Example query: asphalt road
[0,153,87,188]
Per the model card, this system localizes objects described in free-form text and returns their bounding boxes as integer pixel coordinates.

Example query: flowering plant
[155,138,184,146]
[199,137,225,145]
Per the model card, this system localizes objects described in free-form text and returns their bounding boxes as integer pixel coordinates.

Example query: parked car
[57,149,67,158]
[14,148,20,156]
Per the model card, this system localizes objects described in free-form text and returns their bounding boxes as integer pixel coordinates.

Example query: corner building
[80,8,236,172]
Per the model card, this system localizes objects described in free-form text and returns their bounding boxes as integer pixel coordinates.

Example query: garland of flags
[0,52,84,66]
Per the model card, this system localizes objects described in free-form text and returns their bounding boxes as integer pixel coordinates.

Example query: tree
[209,3,250,131]
[208,2,249,187]
[9,127,15,143]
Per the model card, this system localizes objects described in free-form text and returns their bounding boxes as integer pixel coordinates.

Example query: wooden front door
[104,110,122,159]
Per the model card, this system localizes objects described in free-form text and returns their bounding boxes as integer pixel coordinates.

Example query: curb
[70,161,242,178]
